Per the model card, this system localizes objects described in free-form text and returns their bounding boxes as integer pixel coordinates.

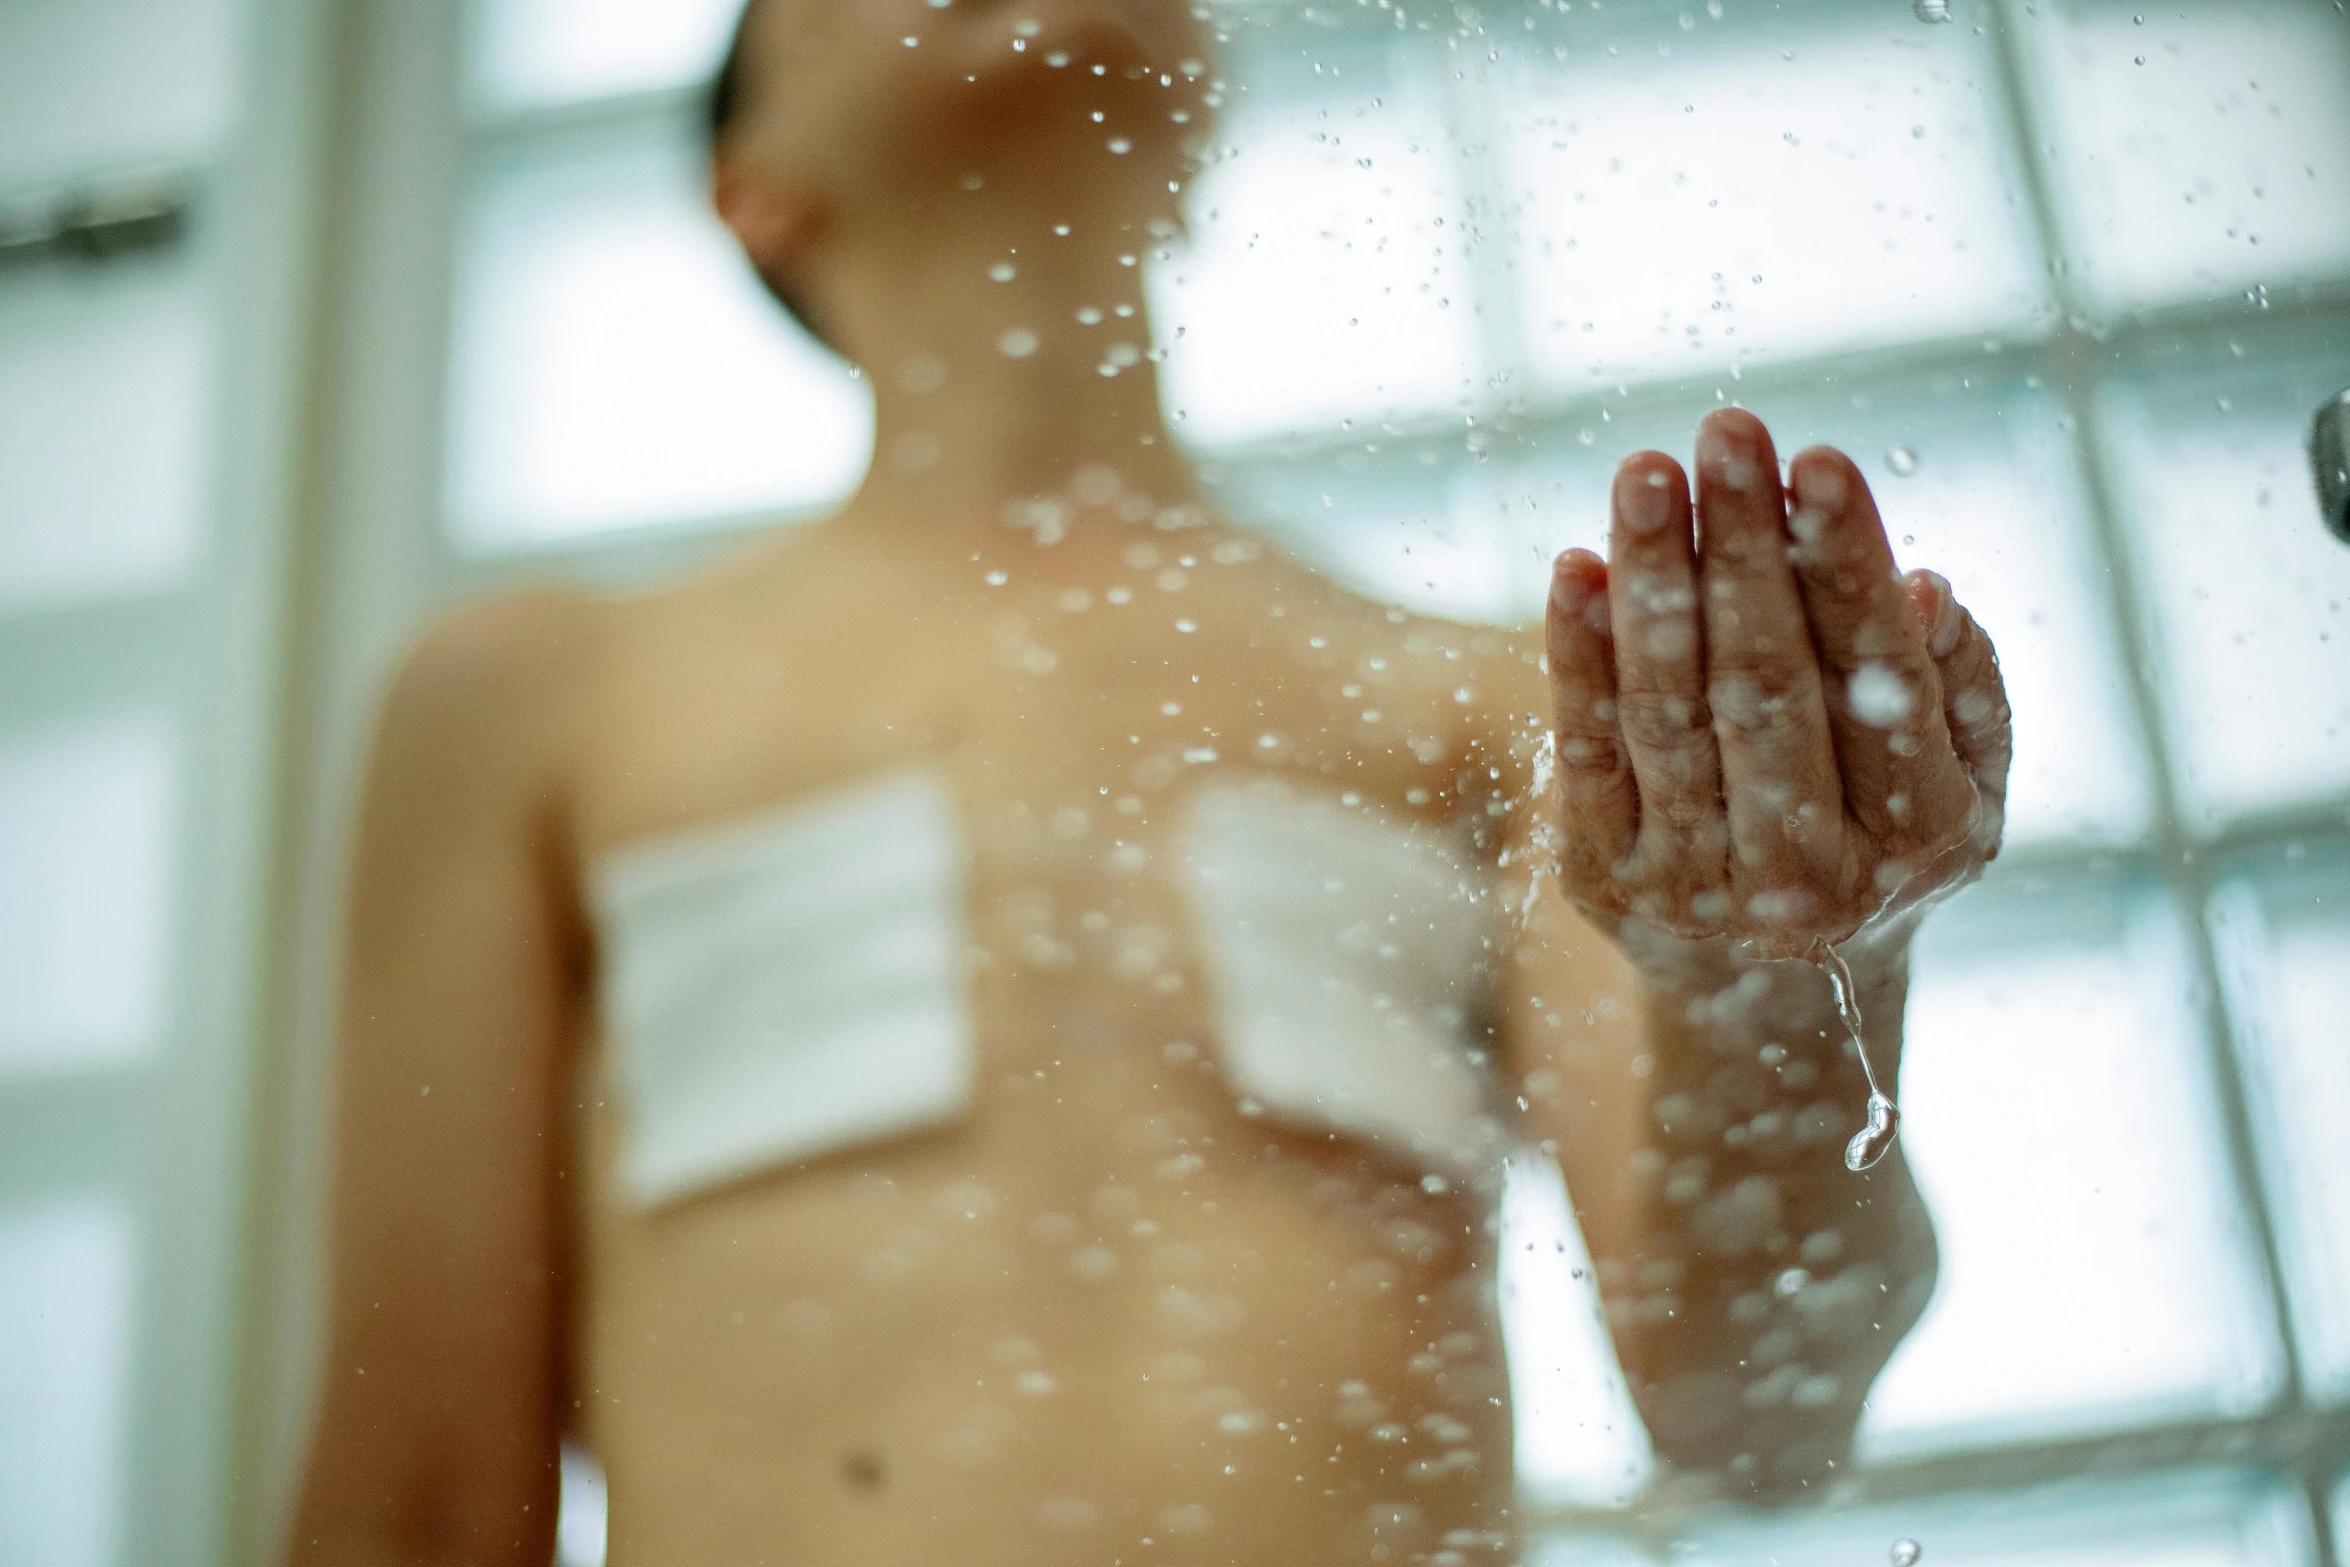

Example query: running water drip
[1808,939,1901,1171]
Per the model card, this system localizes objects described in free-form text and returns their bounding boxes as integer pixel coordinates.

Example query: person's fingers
[1904,569,2011,858]
[1606,453,1727,923]
[1691,409,1842,915]
[1546,549,1636,885]
[1784,448,1972,849]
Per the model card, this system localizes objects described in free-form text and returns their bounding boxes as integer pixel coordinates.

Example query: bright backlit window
[1505,11,2048,389]
[1863,879,2282,1456]
[0,0,241,191]
[446,123,871,548]
[0,711,178,1082]
[2025,0,2350,313]
[1151,39,1481,447]
[0,264,211,612]
[0,1193,137,1567]
[471,0,740,111]
[2211,850,2350,1407]
[2099,334,2350,830]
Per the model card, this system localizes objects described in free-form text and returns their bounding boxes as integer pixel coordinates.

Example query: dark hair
[709,0,832,351]
[708,1,755,146]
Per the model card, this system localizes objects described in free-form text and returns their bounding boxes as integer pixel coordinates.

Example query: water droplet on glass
[1809,939,1901,1171]
[1846,1091,1901,1172]
[1891,1539,1924,1567]
[1846,663,1916,728]
[1886,445,1920,476]
[1912,0,1952,21]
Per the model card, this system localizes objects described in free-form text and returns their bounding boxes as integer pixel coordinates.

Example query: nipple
[1807,939,1901,1172]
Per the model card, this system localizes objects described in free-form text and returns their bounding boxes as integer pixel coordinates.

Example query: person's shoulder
[602,513,878,652]
[391,584,603,716]
[372,584,609,799]
[1223,529,1553,783]
[1234,535,1545,702]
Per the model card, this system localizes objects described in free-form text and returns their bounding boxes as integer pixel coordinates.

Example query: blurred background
[3,0,2349,1563]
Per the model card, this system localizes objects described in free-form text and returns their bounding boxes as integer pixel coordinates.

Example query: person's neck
[813,185,1208,574]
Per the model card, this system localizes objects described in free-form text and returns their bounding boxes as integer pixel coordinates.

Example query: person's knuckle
[1615,686,1711,754]
[1704,526,1784,572]
[1708,665,1819,741]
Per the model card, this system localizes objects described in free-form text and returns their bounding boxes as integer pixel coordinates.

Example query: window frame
[0,0,338,1561]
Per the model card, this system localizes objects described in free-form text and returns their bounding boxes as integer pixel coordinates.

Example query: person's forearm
[1568,935,1938,1495]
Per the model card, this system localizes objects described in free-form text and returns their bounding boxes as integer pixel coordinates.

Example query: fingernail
[1922,571,1962,658]
[1792,458,1849,513]
[1551,561,1591,616]
[1619,466,1677,533]
[1698,423,1762,492]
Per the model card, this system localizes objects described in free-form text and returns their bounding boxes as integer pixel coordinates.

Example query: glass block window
[1674,1467,2313,1567]
[0,0,266,1554]
[0,263,213,612]
[2211,847,2350,1406]
[0,709,179,1082]
[1862,875,2282,1456]
[1504,9,2048,388]
[1150,38,1481,448]
[2099,333,2350,830]
[2024,0,2350,313]
[0,0,242,190]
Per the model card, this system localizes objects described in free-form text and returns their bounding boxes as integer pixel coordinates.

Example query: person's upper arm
[1466,637,1652,1260]
[289,592,592,1566]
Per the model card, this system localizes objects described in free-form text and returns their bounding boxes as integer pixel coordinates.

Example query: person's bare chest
[570,576,1510,1172]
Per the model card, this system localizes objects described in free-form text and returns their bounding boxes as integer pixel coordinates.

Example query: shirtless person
[288,1,2011,1562]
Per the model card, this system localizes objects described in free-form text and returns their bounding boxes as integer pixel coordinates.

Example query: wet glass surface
[9,0,2350,1562]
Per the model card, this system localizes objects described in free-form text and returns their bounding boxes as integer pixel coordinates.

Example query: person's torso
[553,521,1540,1566]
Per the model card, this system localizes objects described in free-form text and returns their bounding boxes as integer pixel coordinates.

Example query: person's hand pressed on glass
[1545,408,2012,967]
